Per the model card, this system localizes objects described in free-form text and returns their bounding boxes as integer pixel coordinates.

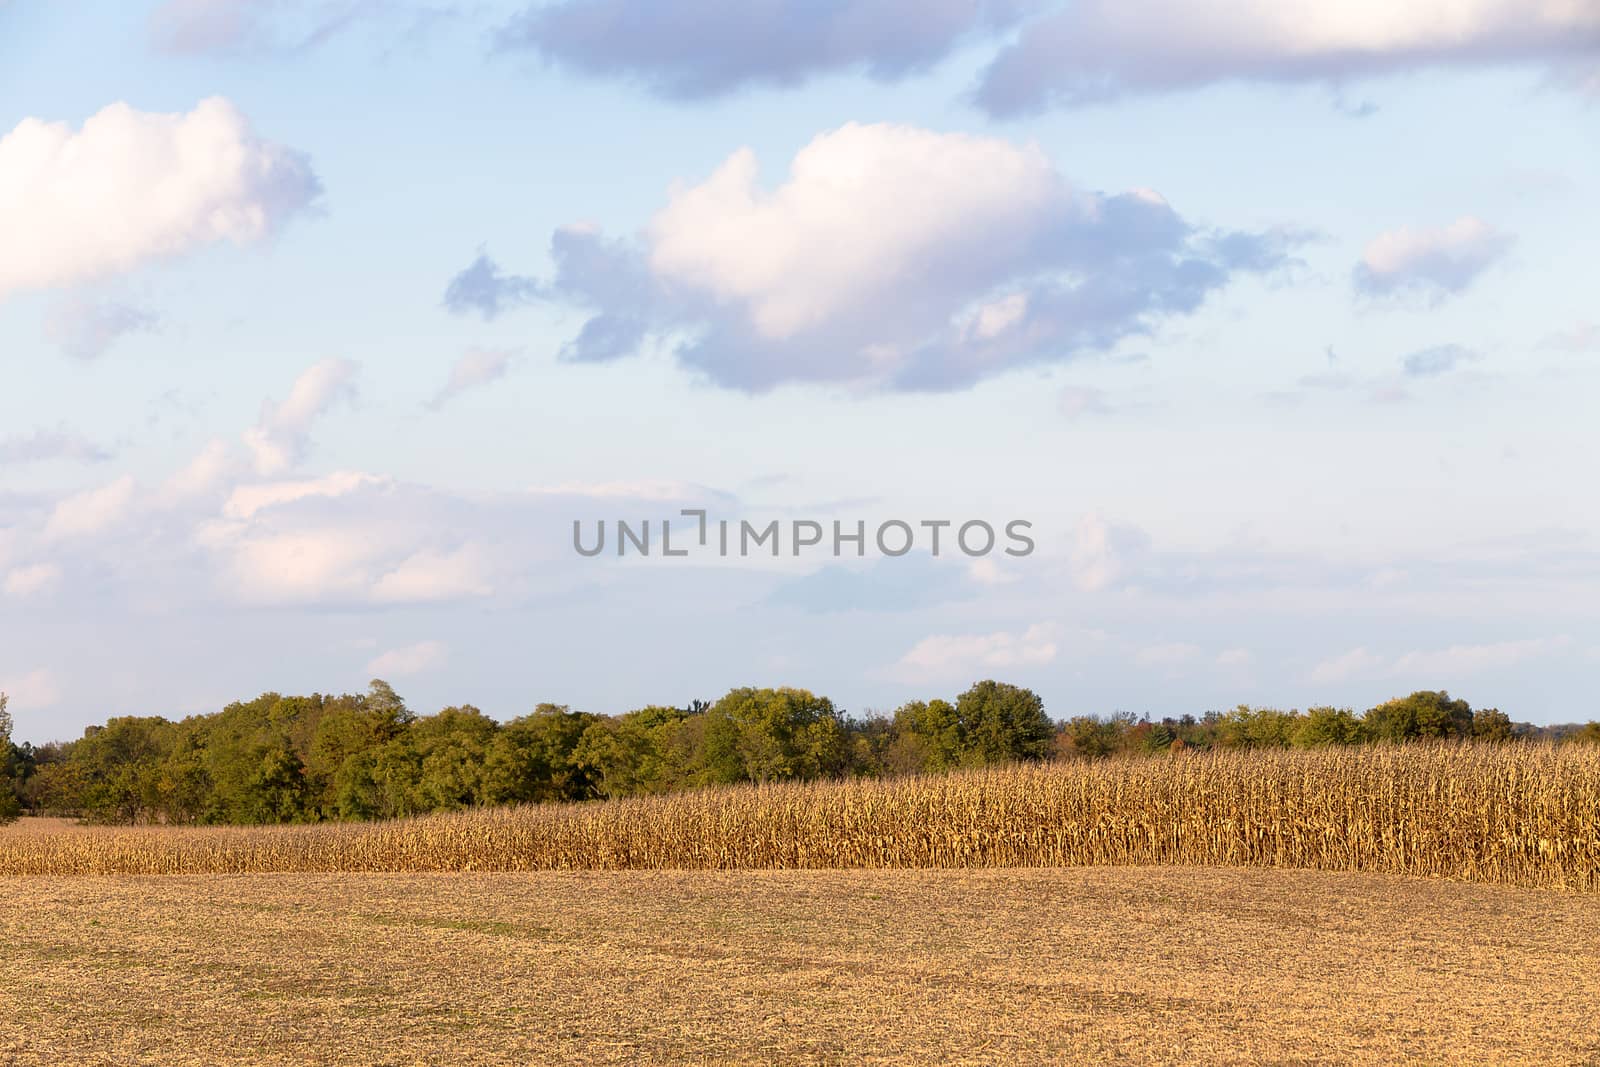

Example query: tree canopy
[4,682,1594,826]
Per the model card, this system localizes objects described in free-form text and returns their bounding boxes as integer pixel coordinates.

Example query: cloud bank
[490,0,1600,112]
[976,0,1600,112]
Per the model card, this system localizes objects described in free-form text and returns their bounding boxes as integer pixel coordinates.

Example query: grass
[3,866,1600,1065]
[4,743,1599,888]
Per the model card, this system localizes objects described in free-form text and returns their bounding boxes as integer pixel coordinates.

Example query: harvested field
[3,866,1599,1065]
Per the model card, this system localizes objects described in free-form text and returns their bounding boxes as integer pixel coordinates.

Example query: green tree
[1291,707,1366,748]
[412,705,499,810]
[0,693,21,823]
[573,705,690,797]
[954,680,1052,764]
[1057,715,1125,759]
[703,688,848,784]
[1561,722,1600,746]
[888,699,963,773]
[484,704,600,804]
[1365,691,1474,742]
[70,717,179,823]
[306,694,395,818]
[1471,707,1514,743]
[194,695,311,824]
[1213,706,1300,749]
[363,679,415,738]
[151,725,211,824]
[331,736,427,820]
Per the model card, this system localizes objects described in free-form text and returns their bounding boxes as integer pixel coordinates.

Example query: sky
[1,0,1597,742]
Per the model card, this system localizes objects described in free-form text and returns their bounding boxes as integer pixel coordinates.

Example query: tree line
[1,684,1597,826]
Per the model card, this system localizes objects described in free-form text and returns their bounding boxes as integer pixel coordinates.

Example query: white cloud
[4,564,62,598]
[1216,647,1253,669]
[1391,637,1571,678]
[223,471,383,519]
[527,480,723,501]
[429,347,516,410]
[163,439,238,499]
[1069,514,1145,592]
[243,357,358,475]
[195,481,503,608]
[978,0,1600,113]
[1541,322,1600,352]
[1059,386,1115,420]
[0,669,63,710]
[967,558,1018,586]
[0,97,320,296]
[1354,217,1512,301]
[892,622,1059,680]
[1309,647,1389,685]
[463,122,1287,391]
[1311,638,1570,684]
[196,520,380,603]
[44,476,138,540]
[1134,642,1203,667]
[646,126,1066,343]
[371,544,493,603]
[365,640,448,679]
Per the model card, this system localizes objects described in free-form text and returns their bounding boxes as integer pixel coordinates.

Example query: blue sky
[2,0,1597,742]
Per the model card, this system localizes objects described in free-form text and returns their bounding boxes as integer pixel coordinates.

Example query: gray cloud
[445,125,1293,393]
[43,298,158,360]
[147,0,454,57]
[1402,344,1479,378]
[0,428,112,466]
[441,251,542,320]
[455,214,1287,393]
[1540,322,1599,352]
[484,0,1598,113]
[496,0,1031,98]
[1058,386,1118,420]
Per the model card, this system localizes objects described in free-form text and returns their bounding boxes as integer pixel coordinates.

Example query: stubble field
[3,840,1600,1065]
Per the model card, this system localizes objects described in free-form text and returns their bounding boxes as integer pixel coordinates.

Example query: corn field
[4,742,1598,889]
